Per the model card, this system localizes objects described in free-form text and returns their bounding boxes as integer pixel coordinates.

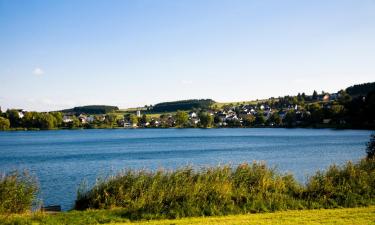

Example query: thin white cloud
[32,67,44,75]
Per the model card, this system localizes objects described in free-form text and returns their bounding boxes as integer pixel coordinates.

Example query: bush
[0,116,10,130]
[367,134,375,159]
[304,158,375,208]
[0,171,39,214]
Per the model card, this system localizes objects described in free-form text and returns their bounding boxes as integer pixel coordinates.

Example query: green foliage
[74,158,375,220]
[0,116,10,130]
[6,109,21,128]
[5,111,65,130]
[312,90,318,100]
[140,114,149,125]
[62,105,119,115]
[254,113,266,125]
[175,111,188,127]
[130,114,138,126]
[0,171,38,214]
[283,111,296,127]
[242,114,255,127]
[346,82,375,97]
[267,113,281,125]
[304,158,375,208]
[198,112,213,128]
[75,163,303,219]
[151,99,215,113]
[37,113,57,130]
[367,134,375,159]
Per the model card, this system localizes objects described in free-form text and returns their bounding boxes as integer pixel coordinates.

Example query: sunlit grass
[2,206,374,225]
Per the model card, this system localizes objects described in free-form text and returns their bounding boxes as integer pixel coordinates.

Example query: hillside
[150,99,215,113]
[61,105,119,115]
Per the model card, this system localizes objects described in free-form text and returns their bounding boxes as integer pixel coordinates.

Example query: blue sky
[1,0,374,111]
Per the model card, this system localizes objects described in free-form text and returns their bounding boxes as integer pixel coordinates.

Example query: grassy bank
[75,159,375,220]
[1,206,374,225]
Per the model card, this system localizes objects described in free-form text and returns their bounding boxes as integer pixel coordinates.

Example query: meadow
[1,206,374,225]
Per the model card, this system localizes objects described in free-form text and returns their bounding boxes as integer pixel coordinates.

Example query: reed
[74,158,375,219]
[0,170,39,214]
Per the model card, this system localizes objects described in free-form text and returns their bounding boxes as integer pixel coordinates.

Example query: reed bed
[75,159,375,220]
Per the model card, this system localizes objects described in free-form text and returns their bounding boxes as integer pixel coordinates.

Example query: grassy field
[2,206,374,225]
[117,207,375,225]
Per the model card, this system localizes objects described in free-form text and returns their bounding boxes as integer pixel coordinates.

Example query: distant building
[189,112,197,118]
[62,116,73,123]
[136,110,141,117]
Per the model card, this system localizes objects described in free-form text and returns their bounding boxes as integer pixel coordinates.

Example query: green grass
[212,99,272,109]
[1,206,374,225]
[0,171,38,214]
[74,159,375,220]
[117,206,375,225]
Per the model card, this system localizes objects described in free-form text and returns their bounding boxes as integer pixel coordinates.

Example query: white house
[63,116,73,123]
[189,112,197,118]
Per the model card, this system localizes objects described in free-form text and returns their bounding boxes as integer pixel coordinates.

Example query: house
[136,110,141,117]
[78,114,87,124]
[15,109,25,118]
[323,94,330,102]
[190,118,200,125]
[225,115,238,121]
[278,111,287,120]
[189,112,197,118]
[123,122,132,128]
[87,116,95,123]
[323,119,332,124]
[330,93,338,100]
[62,116,73,123]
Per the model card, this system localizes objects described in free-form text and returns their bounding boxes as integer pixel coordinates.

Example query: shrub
[367,134,375,159]
[304,158,375,208]
[0,171,39,214]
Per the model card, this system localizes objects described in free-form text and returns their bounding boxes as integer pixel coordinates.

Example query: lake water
[0,128,372,210]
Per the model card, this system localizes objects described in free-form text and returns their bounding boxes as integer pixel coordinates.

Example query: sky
[1,0,375,111]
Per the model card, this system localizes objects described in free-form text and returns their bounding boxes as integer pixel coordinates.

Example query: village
[55,92,345,129]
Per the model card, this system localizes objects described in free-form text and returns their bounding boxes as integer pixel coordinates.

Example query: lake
[0,128,372,210]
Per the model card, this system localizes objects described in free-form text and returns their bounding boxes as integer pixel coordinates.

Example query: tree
[337,90,352,105]
[130,114,139,126]
[105,114,117,126]
[198,112,213,128]
[140,114,149,125]
[175,111,188,127]
[308,103,323,123]
[37,113,57,129]
[255,113,266,125]
[367,134,375,159]
[50,112,63,127]
[0,116,10,130]
[283,111,296,127]
[6,109,21,127]
[267,113,282,126]
[66,116,81,129]
[312,90,318,100]
[242,114,255,127]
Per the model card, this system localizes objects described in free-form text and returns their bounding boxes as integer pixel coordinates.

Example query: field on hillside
[2,206,374,225]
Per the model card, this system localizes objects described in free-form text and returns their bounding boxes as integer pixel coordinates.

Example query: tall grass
[74,158,375,219]
[0,170,39,214]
